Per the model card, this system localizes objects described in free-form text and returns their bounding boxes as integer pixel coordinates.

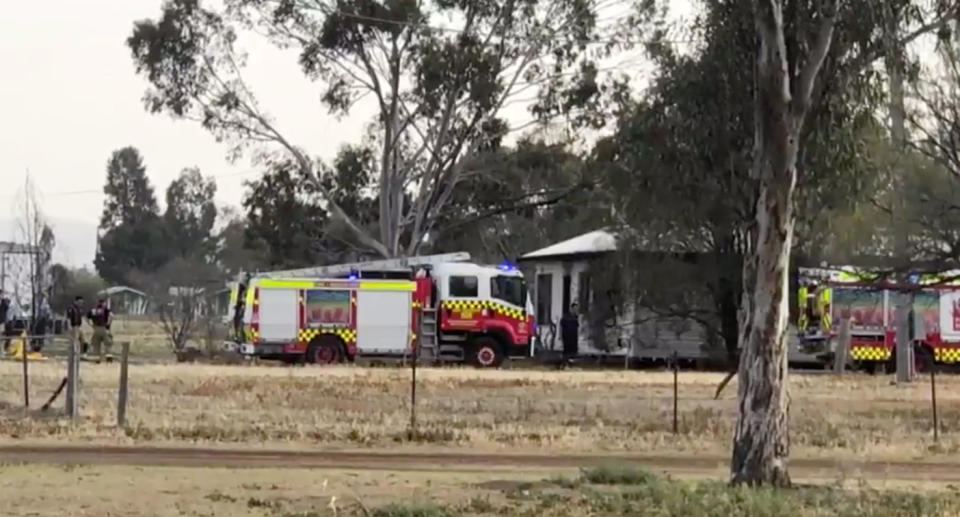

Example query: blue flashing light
[347,270,359,280]
[497,261,516,272]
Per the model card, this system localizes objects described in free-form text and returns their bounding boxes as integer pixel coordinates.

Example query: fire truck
[796,266,960,370]
[227,253,534,367]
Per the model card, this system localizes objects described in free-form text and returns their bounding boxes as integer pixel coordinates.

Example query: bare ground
[2,444,960,483]
[2,361,959,463]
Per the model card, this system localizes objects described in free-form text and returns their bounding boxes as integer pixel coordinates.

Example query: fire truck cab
[227,253,533,367]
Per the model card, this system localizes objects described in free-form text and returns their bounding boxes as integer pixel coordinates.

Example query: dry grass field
[0,361,958,462]
[2,462,959,516]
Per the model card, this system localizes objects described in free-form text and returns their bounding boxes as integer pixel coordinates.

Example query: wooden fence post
[117,342,130,427]
[834,319,851,374]
[66,330,78,419]
[21,331,29,408]
[930,354,939,443]
[672,351,679,435]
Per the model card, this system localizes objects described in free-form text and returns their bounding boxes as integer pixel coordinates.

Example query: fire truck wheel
[307,336,343,365]
[470,337,504,368]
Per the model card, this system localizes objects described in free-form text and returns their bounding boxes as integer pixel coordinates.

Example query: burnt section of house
[519,229,815,366]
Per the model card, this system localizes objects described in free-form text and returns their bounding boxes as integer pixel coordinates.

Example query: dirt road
[0,444,958,482]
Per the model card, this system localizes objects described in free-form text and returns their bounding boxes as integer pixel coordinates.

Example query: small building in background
[519,229,813,365]
[98,286,149,316]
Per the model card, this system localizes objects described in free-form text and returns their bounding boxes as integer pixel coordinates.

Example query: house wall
[525,258,631,356]
[523,254,817,363]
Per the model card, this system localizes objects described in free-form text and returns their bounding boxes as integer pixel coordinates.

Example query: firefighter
[805,282,821,333]
[560,302,580,367]
[87,298,113,363]
[32,296,51,352]
[0,294,9,352]
[66,295,87,355]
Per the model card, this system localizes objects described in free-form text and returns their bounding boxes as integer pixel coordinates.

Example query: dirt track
[0,444,958,482]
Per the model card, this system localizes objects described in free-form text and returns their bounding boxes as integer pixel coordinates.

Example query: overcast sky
[0,0,380,267]
[0,0,688,269]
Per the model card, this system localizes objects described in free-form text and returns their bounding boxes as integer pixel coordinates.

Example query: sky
[0,0,686,269]
[0,0,377,267]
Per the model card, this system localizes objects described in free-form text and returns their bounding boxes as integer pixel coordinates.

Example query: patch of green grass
[579,464,658,486]
[556,471,960,517]
[461,496,495,513]
[369,502,457,517]
[246,496,280,510]
[205,490,237,503]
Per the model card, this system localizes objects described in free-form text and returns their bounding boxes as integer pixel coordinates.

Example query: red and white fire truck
[227,253,534,367]
[797,266,960,370]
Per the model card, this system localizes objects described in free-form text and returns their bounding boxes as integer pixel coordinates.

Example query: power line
[2,169,263,200]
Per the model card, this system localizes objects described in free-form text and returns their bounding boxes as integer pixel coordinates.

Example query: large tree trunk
[731,0,836,486]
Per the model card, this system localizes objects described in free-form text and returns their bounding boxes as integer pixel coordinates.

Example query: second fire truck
[797,266,960,370]
[228,253,534,367]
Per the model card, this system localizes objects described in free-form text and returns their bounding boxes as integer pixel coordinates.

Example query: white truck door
[258,288,298,342]
[356,290,411,354]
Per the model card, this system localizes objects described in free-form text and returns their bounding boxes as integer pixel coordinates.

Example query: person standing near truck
[67,295,87,354]
[0,294,11,353]
[560,303,580,368]
[87,298,113,363]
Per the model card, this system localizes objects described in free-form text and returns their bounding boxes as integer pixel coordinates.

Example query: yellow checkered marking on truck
[850,346,891,361]
[298,328,357,343]
[441,300,525,319]
[935,348,960,363]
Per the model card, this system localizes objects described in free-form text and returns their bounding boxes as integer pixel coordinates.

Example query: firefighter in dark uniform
[560,303,580,367]
[0,294,10,352]
[87,298,113,363]
[66,295,87,354]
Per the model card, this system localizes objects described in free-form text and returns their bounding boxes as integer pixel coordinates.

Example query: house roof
[519,230,618,261]
[99,286,147,298]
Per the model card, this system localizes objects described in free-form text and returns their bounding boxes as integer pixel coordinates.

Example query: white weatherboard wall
[356,290,411,354]
[529,259,629,356]
[258,288,298,342]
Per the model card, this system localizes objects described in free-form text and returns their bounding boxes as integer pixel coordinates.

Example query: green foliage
[579,464,658,486]
[128,0,608,256]
[429,139,604,262]
[216,214,267,276]
[164,167,217,260]
[586,0,891,356]
[241,154,377,269]
[369,502,457,517]
[95,146,168,285]
[131,256,224,351]
[99,146,159,230]
[47,266,106,314]
[95,213,171,286]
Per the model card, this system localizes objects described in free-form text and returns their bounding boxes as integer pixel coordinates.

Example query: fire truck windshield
[490,275,526,307]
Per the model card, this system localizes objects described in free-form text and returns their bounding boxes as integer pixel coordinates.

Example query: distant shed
[98,286,149,316]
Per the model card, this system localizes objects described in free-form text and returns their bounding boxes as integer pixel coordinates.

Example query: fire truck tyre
[307,336,343,365]
[470,337,504,368]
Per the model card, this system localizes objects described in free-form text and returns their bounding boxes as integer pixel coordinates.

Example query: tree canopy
[128,0,609,257]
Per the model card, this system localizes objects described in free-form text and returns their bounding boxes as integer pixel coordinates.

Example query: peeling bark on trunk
[731,0,837,486]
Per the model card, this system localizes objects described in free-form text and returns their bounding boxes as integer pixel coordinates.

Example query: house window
[449,275,478,297]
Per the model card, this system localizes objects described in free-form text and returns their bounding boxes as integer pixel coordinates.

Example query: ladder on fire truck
[247,252,471,279]
[418,307,439,361]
